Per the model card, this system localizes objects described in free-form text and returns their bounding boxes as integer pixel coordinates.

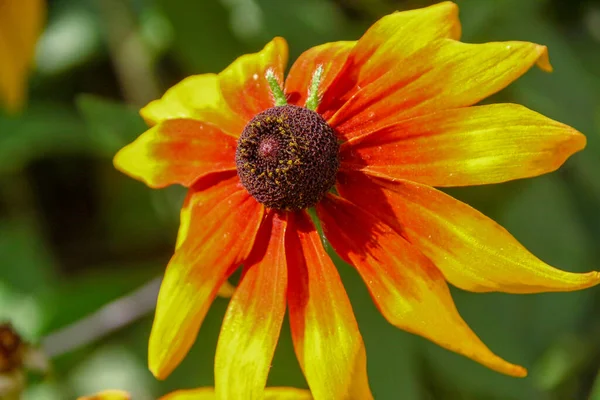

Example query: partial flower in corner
[0,0,45,113]
[114,1,598,399]
[79,387,312,400]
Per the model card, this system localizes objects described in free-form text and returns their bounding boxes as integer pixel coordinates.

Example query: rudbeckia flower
[114,2,599,398]
[79,387,311,400]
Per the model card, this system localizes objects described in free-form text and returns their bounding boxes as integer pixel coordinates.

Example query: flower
[0,0,45,113]
[114,1,599,399]
[79,387,311,400]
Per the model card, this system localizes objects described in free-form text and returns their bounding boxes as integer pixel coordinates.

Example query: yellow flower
[114,2,598,399]
[0,0,45,113]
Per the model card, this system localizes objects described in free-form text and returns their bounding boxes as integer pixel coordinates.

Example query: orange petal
[215,212,287,400]
[284,41,355,107]
[286,211,373,400]
[319,1,460,120]
[140,73,246,137]
[114,119,237,188]
[336,171,600,293]
[340,104,586,187]
[149,173,265,379]
[317,194,527,377]
[77,390,131,400]
[159,387,312,400]
[219,37,288,123]
[0,0,45,113]
[329,39,551,140]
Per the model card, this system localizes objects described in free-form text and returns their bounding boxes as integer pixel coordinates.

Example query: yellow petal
[329,39,552,139]
[319,1,460,119]
[140,73,245,137]
[219,37,288,123]
[215,212,288,400]
[286,211,373,400]
[336,171,600,293]
[114,119,237,188]
[341,104,586,186]
[77,390,131,400]
[159,387,312,400]
[149,174,264,379]
[318,195,526,377]
[0,0,45,112]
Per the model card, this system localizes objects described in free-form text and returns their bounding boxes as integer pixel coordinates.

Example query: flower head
[114,2,598,399]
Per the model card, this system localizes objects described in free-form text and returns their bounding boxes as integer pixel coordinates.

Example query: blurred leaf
[156,0,246,73]
[76,94,147,157]
[0,104,89,174]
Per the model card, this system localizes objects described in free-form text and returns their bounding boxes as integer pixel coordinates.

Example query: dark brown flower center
[236,105,339,211]
[0,323,25,373]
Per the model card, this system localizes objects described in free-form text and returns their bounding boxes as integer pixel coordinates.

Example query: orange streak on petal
[320,1,460,121]
[284,41,355,107]
[330,40,552,140]
[149,174,265,379]
[215,212,288,400]
[286,211,373,400]
[340,104,586,187]
[336,171,600,293]
[219,37,289,123]
[317,195,527,377]
[140,73,246,137]
[114,119,237,188]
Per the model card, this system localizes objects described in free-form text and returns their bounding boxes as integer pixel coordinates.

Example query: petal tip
[535,45,552,72]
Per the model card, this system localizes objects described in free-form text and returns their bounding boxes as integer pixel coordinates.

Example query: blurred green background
[1,0,600,399]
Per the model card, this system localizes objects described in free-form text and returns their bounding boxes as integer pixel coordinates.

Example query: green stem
[305,65,323,111]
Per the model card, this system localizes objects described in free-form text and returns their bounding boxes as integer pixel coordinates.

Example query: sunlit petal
[149,174,265,379]
[140,73,245,137]
[318,194,526,377]
[219,37,288,123]
[340,104,586,186]
[284,41,355,107]
[286,211,372,400]
[319,1,460,120]
[329,39,551,140]
[114,119,236,188]
[336,171,600,293]
[215,212,287,400]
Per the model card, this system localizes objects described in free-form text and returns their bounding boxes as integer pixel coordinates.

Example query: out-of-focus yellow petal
[149,174,264,379]
[77,390,131,400]
[318,195,527,377]
[0,0,45,113]
[159,387,216,400]
[215,212,288,400]
[114,119,237,188]
[329,39,552,140]
[336,171,600,294]
[159,387,312,400]
[341,104,586,187]
[319,1,460,120]
[286,211,373,400]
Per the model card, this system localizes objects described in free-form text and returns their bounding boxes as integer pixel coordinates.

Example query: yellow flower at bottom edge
[78,387,312,400]
[113,1,599,399]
